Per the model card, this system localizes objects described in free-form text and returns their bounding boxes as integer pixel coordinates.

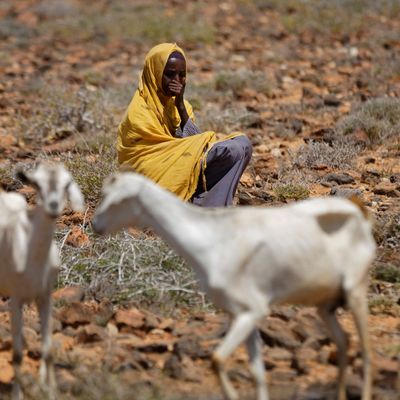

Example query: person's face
[162,55,186,96]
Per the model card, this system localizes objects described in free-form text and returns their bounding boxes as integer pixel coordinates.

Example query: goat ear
[67,181,85,213]
[15,168,31,185]
[15,167,39,189]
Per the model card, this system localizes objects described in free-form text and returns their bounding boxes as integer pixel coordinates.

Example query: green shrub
[372,263,400,283]
[273,183,310,201]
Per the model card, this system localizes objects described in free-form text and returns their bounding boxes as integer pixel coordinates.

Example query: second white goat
[0,162,85,400]
[92,172,376,400]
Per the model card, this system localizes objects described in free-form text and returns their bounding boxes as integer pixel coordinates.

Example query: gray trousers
[191,135,252,207]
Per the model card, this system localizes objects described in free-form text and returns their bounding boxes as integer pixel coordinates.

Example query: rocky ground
[0,1,399,399]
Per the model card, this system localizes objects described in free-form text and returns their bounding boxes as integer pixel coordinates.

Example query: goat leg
[10,298,24,400]
[37,296,56,399]
[318,305,348,400]
[246,329,269,400]
[347,283,372,400]
[213,311,264,400]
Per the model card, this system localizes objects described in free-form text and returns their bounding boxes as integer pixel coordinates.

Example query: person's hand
[169,79,185,107]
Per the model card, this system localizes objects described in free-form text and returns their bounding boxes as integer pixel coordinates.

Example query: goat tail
[348,195,372,222]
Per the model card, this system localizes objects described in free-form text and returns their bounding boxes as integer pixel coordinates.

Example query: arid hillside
[0,1,399,399]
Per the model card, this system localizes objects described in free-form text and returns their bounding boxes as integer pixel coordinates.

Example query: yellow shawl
[118,43,239,200]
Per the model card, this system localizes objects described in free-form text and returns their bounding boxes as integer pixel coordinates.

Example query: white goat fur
[93,172,376,400]
[0,163,85,400]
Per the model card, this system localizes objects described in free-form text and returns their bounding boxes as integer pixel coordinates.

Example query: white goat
[92,172,376,400]
[0,163,85,400]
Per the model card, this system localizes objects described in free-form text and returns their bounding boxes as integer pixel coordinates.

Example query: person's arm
[167,77,190,129]
[175,118,201,138]
[175,90,190,130]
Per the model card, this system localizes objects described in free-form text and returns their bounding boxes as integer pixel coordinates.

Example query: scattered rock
[65,226,90,247]
[173,336,210,359]
[323,172,355,185]
[360,169,381,184]
[291,308,330,344]
[0,354,13,384]
[164,354,202,382]
[293,347,319,373]
[259,317,302,349]
[52,286,85,304]
[323,95,341,107]
[373,183,400,197]
[330,187,363,198]
[57,368,79,393]
[114,308,145,330]
[56,302,94,327]
[76,324,107,344]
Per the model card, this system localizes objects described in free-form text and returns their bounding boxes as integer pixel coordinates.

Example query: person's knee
[240,135,253,158]
[227,136,252,162]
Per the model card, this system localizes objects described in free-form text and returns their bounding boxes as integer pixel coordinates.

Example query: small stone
[259,317,302,349]
[65,226,90,248]
[56,302,94,327]
[114,308,145,329]
[373,183,400,197]
[52,286,85,304]
[330,187,363,198]
[76,323,107,343]
[324,172,355,185]
[0,355,14,384]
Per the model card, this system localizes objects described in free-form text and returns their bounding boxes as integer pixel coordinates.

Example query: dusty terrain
[0,1,399,399]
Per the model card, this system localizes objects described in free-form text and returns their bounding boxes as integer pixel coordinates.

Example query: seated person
[118,43,252,207]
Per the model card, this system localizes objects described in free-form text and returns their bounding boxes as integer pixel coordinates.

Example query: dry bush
[373,212,400,248]
[57,229,209,312]
[13,84,128,205]
[15,85,127,145]
[294,138,360,169]
[335,97,400,145]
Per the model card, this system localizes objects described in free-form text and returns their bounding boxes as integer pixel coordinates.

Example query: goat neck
[25,205,56,270]
[133,182,213,265]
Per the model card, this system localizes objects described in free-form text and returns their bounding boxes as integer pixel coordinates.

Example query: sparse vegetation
[56,229,210,312]
[215,69,275,98]
[273,183,310,201]
[14,86,125,146]
[335,97,400,146]
[36,2,215,46]
[294,139,360,169]
[197,106,262,134]
[368,295,399,316]
[240,0,400,38]
[372,263,400,283]
[0,0,399,398]
[373,213,400,247]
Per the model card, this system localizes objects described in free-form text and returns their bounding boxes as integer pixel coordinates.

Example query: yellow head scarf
[118,43,217,200]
